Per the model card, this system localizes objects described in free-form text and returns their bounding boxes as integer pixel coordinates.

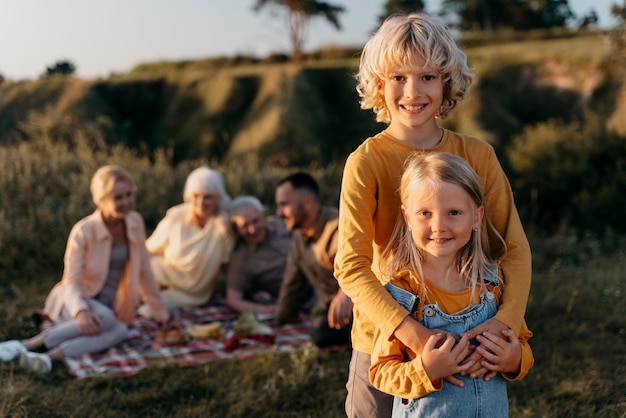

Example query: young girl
[334,13,532,417]
[369,152,533,417]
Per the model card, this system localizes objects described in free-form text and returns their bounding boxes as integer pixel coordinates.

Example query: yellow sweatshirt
[369,269,534,399]
[335,130,532,354]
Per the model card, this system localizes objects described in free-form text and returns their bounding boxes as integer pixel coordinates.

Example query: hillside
[0,32,623,169]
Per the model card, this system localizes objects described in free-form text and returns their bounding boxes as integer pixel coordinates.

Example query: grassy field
[0,31,625,417]
[1,234,625,418]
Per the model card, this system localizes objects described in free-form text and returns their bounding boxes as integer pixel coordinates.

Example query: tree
[253,0,345,61]
[44,60,76,77]
[378,0,425,25]
[440,0,575,31]
[541,0,575,28]
[612,0,626,23]
[578,10,599,29]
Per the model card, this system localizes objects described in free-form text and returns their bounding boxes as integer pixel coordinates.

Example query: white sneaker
[0,340,26,362]
[18,351,52,374]
[137,304,153,319]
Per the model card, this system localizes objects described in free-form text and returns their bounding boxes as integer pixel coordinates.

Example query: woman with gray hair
[142,166,235,314]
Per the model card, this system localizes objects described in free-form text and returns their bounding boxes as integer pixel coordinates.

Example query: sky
[0,0,620,80]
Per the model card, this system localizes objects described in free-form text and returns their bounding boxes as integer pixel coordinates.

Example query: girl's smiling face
[402,181,483,263]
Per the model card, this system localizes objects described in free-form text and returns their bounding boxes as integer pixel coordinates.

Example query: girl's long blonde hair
[382,152,506,298]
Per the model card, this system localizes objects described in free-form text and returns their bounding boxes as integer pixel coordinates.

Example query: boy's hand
[464,317,508,340]
[327,289,353,329]
[474,329,522,378]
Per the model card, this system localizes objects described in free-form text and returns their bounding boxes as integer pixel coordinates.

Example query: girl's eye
[423,75,436,81]
[449,210,460,216]
[418,211,430,216]
[391,75,404,81]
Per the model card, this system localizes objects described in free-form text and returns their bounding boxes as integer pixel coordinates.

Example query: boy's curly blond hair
[356,13,473,123]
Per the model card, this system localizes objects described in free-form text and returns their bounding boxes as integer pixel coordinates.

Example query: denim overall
[385,265,508,418]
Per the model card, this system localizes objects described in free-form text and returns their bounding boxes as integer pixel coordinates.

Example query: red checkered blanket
[64,298,312,378]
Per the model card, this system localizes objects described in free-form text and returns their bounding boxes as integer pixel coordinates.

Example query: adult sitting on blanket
[273,172,353,348]
[226,195,292,315]
[140,166,235,317]
[0,165,170,374]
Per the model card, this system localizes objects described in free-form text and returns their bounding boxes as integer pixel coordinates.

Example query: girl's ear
[474,205,485,229]
[401,205,408,222]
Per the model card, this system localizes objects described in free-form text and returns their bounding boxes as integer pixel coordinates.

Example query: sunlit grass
[0,31,625,417]
[1,233,624,417]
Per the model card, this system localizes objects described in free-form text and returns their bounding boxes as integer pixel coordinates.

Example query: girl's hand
[462,318,510,380]
[76,310,102,335]
[474,329,522,379]
[421,332,474,384]
[459,346,488,378]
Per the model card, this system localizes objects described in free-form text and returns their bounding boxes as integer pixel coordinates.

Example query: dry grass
[0,31,625,417]
[1,236,625,417]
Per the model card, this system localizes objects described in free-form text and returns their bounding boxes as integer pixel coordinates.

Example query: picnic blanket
[64,297,312,378]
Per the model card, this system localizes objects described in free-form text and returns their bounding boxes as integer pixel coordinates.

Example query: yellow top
[369,269,534,399]
[335,130,532,354]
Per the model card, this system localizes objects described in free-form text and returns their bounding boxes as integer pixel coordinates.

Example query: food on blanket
[155,328,185,346]
[224,311,276,350]
[185,321,224,339]
[233,311,273,336]
[224,331,276,350]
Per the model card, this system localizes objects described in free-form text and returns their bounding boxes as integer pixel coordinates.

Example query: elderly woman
[143,166,234,313]
[0,165,169,374]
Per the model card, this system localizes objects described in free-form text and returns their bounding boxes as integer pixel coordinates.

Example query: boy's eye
[423,75,436,81]
[391,75,404,81]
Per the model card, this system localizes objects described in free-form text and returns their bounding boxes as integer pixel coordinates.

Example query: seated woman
[0,165,170,374]
[226,196,292,315]
[142,166,234,314]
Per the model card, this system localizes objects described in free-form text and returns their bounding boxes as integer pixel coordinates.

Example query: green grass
[1,237,625,417]
[1,31,625,417]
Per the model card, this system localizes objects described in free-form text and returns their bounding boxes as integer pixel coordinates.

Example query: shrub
[507,114,626,235]
[0,111,344,282]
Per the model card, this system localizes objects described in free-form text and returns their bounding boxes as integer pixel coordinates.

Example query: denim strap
[384,282,420,314]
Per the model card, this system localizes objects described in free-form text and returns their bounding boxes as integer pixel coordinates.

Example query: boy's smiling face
[383,58,444,141]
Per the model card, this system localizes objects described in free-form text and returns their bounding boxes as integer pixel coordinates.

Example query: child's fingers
[476,331,507,354]
[424,333,444,350]
[444,374,465,387]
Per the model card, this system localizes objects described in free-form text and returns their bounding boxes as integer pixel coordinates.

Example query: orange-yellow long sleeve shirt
[334,130,532,354]
[369,269,534,399]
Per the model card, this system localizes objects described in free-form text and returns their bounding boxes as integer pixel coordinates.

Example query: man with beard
[274,172,353,348]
